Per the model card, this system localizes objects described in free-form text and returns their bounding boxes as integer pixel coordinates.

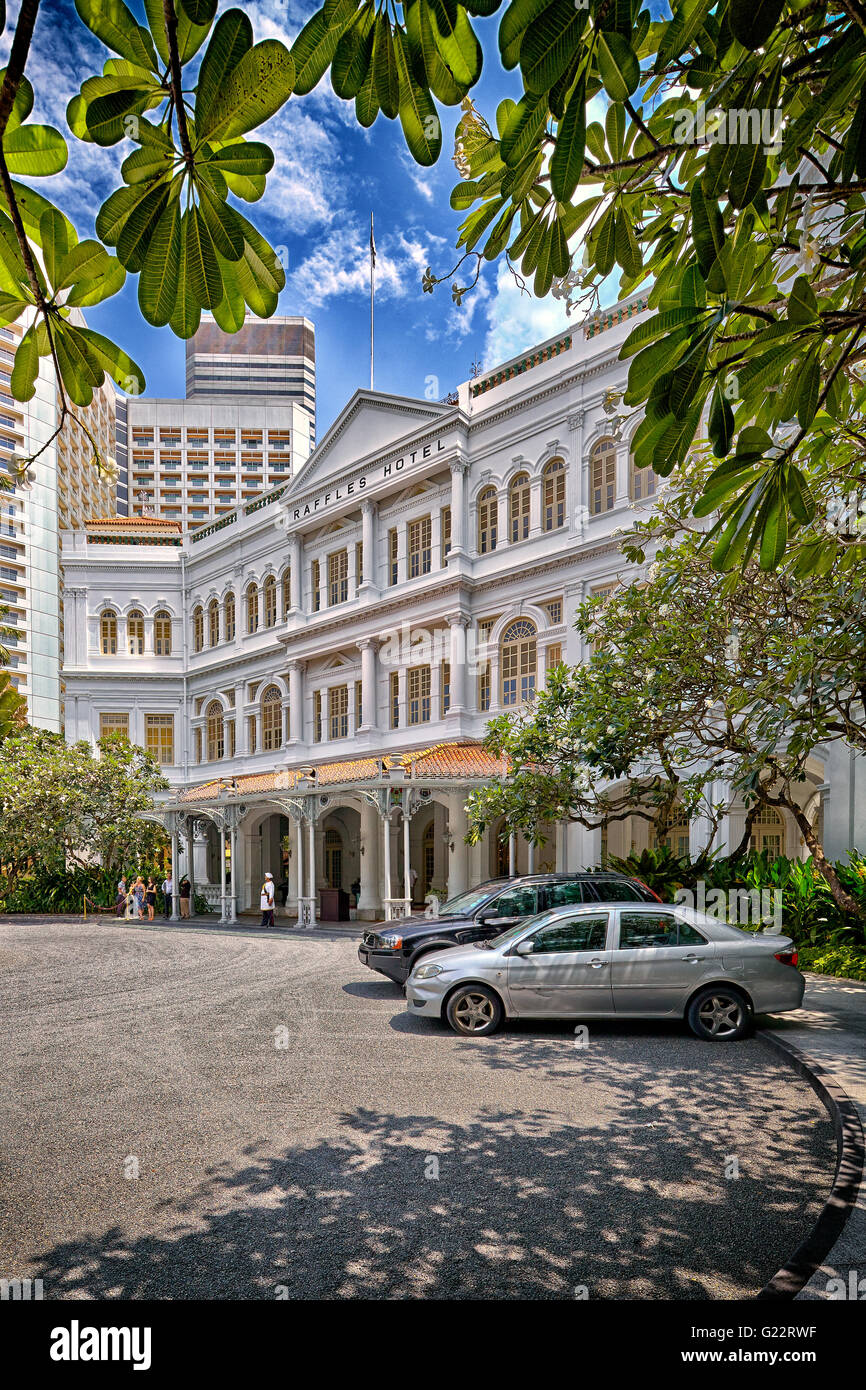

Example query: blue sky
[3,1,592,433]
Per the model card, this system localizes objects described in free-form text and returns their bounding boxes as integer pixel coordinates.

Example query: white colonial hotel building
[61,298,863,922]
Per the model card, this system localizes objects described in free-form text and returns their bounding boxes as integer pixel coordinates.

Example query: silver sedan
[405,902,805,1041]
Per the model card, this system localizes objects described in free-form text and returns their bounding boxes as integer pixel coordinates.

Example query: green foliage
[0,728,169,887]
[797,943,866,983]
[606,845,713,898]
[468,499,866,921]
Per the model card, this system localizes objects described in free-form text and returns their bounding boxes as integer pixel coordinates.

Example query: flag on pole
[370,212,376,267]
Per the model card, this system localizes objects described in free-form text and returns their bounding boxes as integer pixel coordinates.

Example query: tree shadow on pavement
[30,1066,834,1300]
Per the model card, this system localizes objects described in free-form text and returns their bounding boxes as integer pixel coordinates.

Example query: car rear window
[584,878,647,902]
[544,881,585,908]
[618,912,708,948]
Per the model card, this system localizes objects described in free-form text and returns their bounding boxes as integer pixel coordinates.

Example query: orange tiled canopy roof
[175,741,507,803]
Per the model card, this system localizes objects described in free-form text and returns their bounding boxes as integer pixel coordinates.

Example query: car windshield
[437,882,503,918]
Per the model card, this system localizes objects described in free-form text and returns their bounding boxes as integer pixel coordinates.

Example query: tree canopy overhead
[0,0,862,572]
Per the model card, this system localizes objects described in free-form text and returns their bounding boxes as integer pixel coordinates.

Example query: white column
[219,824,227,922]
[529,476,543,537]
[360,500,377,593]
[382,806,392,900]
[449,460,467,556]
[508,833,516,875]
[348,542,359,602]
[403,812,411,903]
[358,801,380,918]
[527,837,536,873]
[447,613,469,715]
[171,826,180,920]
[287,661,303,743]
[187,823,196,917]
[568,410,585,534]
[307,817,316,901]
[448,795,470,897]
[289,534,302,612]
[295,814,304,915]
[229,820,238,921]
[358,639,377,731]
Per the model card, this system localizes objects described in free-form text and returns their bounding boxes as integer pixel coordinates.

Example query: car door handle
[588,959,608,969]
[683,954,706,962]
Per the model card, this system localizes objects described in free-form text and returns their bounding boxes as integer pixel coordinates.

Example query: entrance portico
[155,742,506,925]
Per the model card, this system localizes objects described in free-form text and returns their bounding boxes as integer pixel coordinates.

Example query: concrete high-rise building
[0,315,116,731]
[118,314,317,530]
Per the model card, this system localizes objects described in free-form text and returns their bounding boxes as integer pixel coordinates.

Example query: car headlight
[413,962,444,980]
[380,933,402,950]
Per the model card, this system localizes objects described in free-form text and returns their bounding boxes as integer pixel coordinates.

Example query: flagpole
[370,211,375,391]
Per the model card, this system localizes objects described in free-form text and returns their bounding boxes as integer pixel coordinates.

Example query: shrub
[798,945,866,983]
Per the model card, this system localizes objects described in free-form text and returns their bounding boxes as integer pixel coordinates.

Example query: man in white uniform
[260,871,275,929]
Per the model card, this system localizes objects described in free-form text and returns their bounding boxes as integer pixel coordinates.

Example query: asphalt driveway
[0,917,836,1300]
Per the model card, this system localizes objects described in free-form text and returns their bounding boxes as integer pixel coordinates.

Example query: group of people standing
[115,872,191,920]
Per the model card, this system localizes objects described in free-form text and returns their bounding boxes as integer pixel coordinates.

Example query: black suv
[358,873,660,985]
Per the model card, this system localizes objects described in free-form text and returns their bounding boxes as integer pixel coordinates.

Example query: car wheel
[446,984,503,1037]
[687,986,752,1041]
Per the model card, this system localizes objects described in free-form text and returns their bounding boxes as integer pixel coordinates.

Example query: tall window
[590,439,617,515]
[501,618,537,707]
[328,549,348,605]
[127,610,144,655]
[311,558,321,612]
[630,456,658,501]
[441,661,451,715]
[509,473,530,542]
[261,685,282,751]
[248,715,257,754]
[408,516,432,578]
[477,487,497,553]
[441,506,451,564]
[313,690,323,742]
[192,605,203,652]
[263,575,277,628]
[750,806,785,858]
[478,661,490,712]
[224,592,235,641]
[390,671,399,728]
[145,713,174,765]
[652,811,690,858]
[154,610,172,655]
[355,543,363,588]
[281,569,292,617]
[408,665,431,724]
[355,679,362,730]
[206,700,224,761]
[388,528,398,586]
[543,458,565,530]
[208,599,220,647]
[100,712,129,738]
[246,582,259,633]
[328,684,348,739]
[100,610,117,655]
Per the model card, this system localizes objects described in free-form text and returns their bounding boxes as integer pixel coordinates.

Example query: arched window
[590,438,617,515]
[500,618,537,707]
[246,582,259,633]
[477,487,497,554]
[208,598,220,647]
[127,609,144,655]
[192,605,204,653]
[100,610,117,655]
[543,458,565,530]
[281,569,292,617]
[750,806,784,858]
[154,610,172,656]
[261,684,283,751]
[224,591,235,642]
[263,574,277,628]
[206,700,224,761]
[630,455,658,502]
[509,473,530,543]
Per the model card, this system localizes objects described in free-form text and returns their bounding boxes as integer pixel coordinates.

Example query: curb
[756,1029,865,1300]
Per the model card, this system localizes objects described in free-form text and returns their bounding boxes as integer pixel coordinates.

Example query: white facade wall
[61,309,861,897]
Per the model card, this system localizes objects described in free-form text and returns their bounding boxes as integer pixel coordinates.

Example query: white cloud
[482,261,572,369]
[288,223,443,308]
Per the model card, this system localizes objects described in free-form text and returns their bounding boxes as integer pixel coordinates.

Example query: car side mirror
[514,939,534,956]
